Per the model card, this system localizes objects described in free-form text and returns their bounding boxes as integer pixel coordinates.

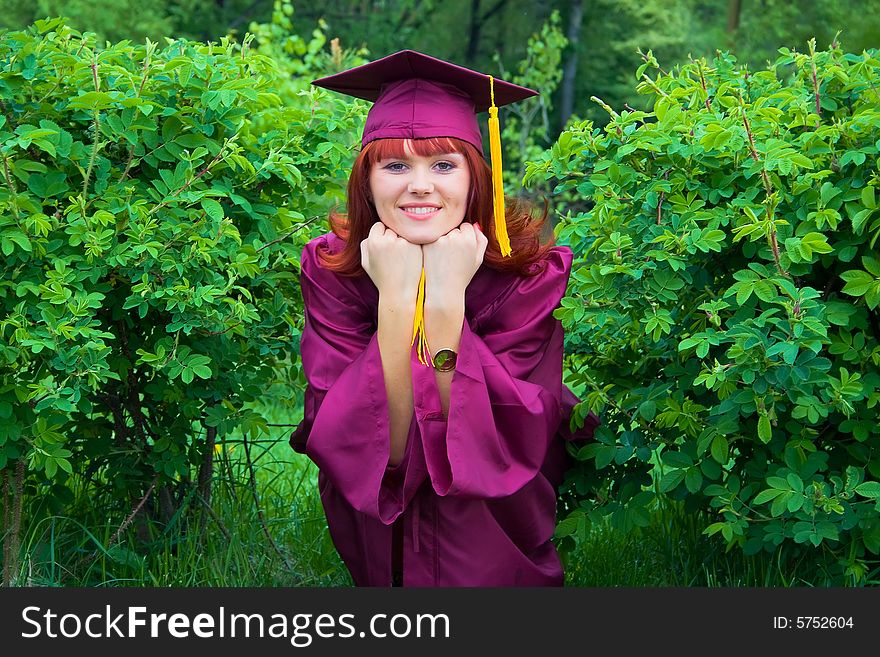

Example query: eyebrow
[381,152,465,162]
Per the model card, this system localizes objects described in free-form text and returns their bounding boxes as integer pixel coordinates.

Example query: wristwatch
[432,348,458,372]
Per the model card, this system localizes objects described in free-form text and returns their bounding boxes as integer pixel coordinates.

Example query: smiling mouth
[399,206,441,220]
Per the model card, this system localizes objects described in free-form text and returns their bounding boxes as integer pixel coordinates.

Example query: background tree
[559,0,584,128]
[527,40,880,585]
[3,0,878,134]
[0,7,366,586]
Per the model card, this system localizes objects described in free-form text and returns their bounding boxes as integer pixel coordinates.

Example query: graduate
[290,50,600,587]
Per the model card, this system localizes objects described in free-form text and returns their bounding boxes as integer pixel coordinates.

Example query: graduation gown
[290,232,599,586]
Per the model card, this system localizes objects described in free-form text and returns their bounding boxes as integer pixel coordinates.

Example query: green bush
[528,41,880,584]
[0,14,364,582]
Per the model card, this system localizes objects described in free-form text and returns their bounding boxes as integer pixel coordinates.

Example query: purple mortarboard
[312,50,537,151]
[312,50,538,365]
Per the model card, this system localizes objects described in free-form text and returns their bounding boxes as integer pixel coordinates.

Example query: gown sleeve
[291,237,596,521]
[411,246,578,499]
[290,235,427,525]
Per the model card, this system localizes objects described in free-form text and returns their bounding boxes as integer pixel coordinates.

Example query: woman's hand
[360,221,424,302]
[422,222,488,307]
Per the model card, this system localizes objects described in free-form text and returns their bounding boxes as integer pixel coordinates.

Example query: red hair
[318,137,554,276]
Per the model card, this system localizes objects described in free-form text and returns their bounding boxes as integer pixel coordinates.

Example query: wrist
[424,297,464,319]
[379,284,419,305]
[424,282,466,312]
[424,302,464,354]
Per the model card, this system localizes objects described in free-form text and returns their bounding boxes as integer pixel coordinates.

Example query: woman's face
[368,141,471,245]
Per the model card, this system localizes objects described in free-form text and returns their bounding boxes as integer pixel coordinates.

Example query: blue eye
[383,162,407,172]
[434,161,455,172]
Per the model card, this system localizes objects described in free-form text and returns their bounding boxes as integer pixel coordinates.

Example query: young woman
[290,51,599,586]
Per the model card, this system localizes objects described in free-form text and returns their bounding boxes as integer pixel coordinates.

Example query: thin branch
[242,430,293,572]
[255,217,321,252]
[2,460,26,586]
[120,41,156,183]
[197,422,216,536]
[481,0,509,22]
[82,55,102,202]
[147,145,229,217]
[2,468,10,586]
[201,320,243,337]
[740,102,772,194]
[657,170,669,225]
[106,476,158,549]
[195,490,230,542]
[697,59,712,111]
[640,49,668,76]
[1,155,21,223]
[808,38,822,127]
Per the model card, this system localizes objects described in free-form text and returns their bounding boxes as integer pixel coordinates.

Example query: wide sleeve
[289,236,427,525]
[412,246,576,499]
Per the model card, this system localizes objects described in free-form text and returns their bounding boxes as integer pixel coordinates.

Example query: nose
[407,167,434,194]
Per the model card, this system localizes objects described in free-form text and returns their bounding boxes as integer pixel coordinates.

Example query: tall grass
[561,496,879,587]
[9,424,351,587]
[4,406,874,587]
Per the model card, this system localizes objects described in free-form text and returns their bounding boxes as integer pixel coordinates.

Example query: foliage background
[3,0,880,131]
[0,1,878,587]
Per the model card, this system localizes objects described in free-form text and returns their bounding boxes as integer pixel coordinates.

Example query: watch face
[433,349,456,372]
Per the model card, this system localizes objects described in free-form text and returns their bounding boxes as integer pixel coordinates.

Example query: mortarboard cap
[312,50,538,151]
[312,51,538,366]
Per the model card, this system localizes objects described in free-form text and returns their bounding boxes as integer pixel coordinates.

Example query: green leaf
[801,232,833,255]
[841,270,874,297]
[864,256,880,278]
[754,488,784,504]
[685,467,703,493]
[767,476,790,490]
[201,198,224,221]
[863,522,880,554]
[595,445,615,470]
[855,482,880,498]
[851,208,872,233]
[659,469,686,493]
[820,182,841,206]
[770,491,791,517]
[575,443,601,461]
[786,492,805,513]
[191,365,212,379]
[637,400,657,421]
[710,435,729,464]
[758,415,772,443]
[663,451,694,468]
[4,230,32,252]
[67,91,117,110]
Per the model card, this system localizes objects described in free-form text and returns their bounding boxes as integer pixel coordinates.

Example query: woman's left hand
[422,222,488,306]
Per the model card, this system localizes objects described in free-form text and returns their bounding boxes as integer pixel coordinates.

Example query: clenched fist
[361,222,424,302]
[422,222,488,306]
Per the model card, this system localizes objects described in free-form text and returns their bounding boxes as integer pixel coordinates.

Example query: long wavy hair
[318,136,554,276]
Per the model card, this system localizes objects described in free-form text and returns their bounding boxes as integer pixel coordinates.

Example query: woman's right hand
[360,222,423,302]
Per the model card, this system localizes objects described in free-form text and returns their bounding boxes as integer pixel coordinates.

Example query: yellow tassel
[488,75,511,257]
[410,266,432,366]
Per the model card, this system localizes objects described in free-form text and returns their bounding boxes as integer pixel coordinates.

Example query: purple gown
[290,232,599,586]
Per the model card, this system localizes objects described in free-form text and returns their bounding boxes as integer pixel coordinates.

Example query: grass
[561,496,879,587]
[4,406,874,587]
[11,422,352,587]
